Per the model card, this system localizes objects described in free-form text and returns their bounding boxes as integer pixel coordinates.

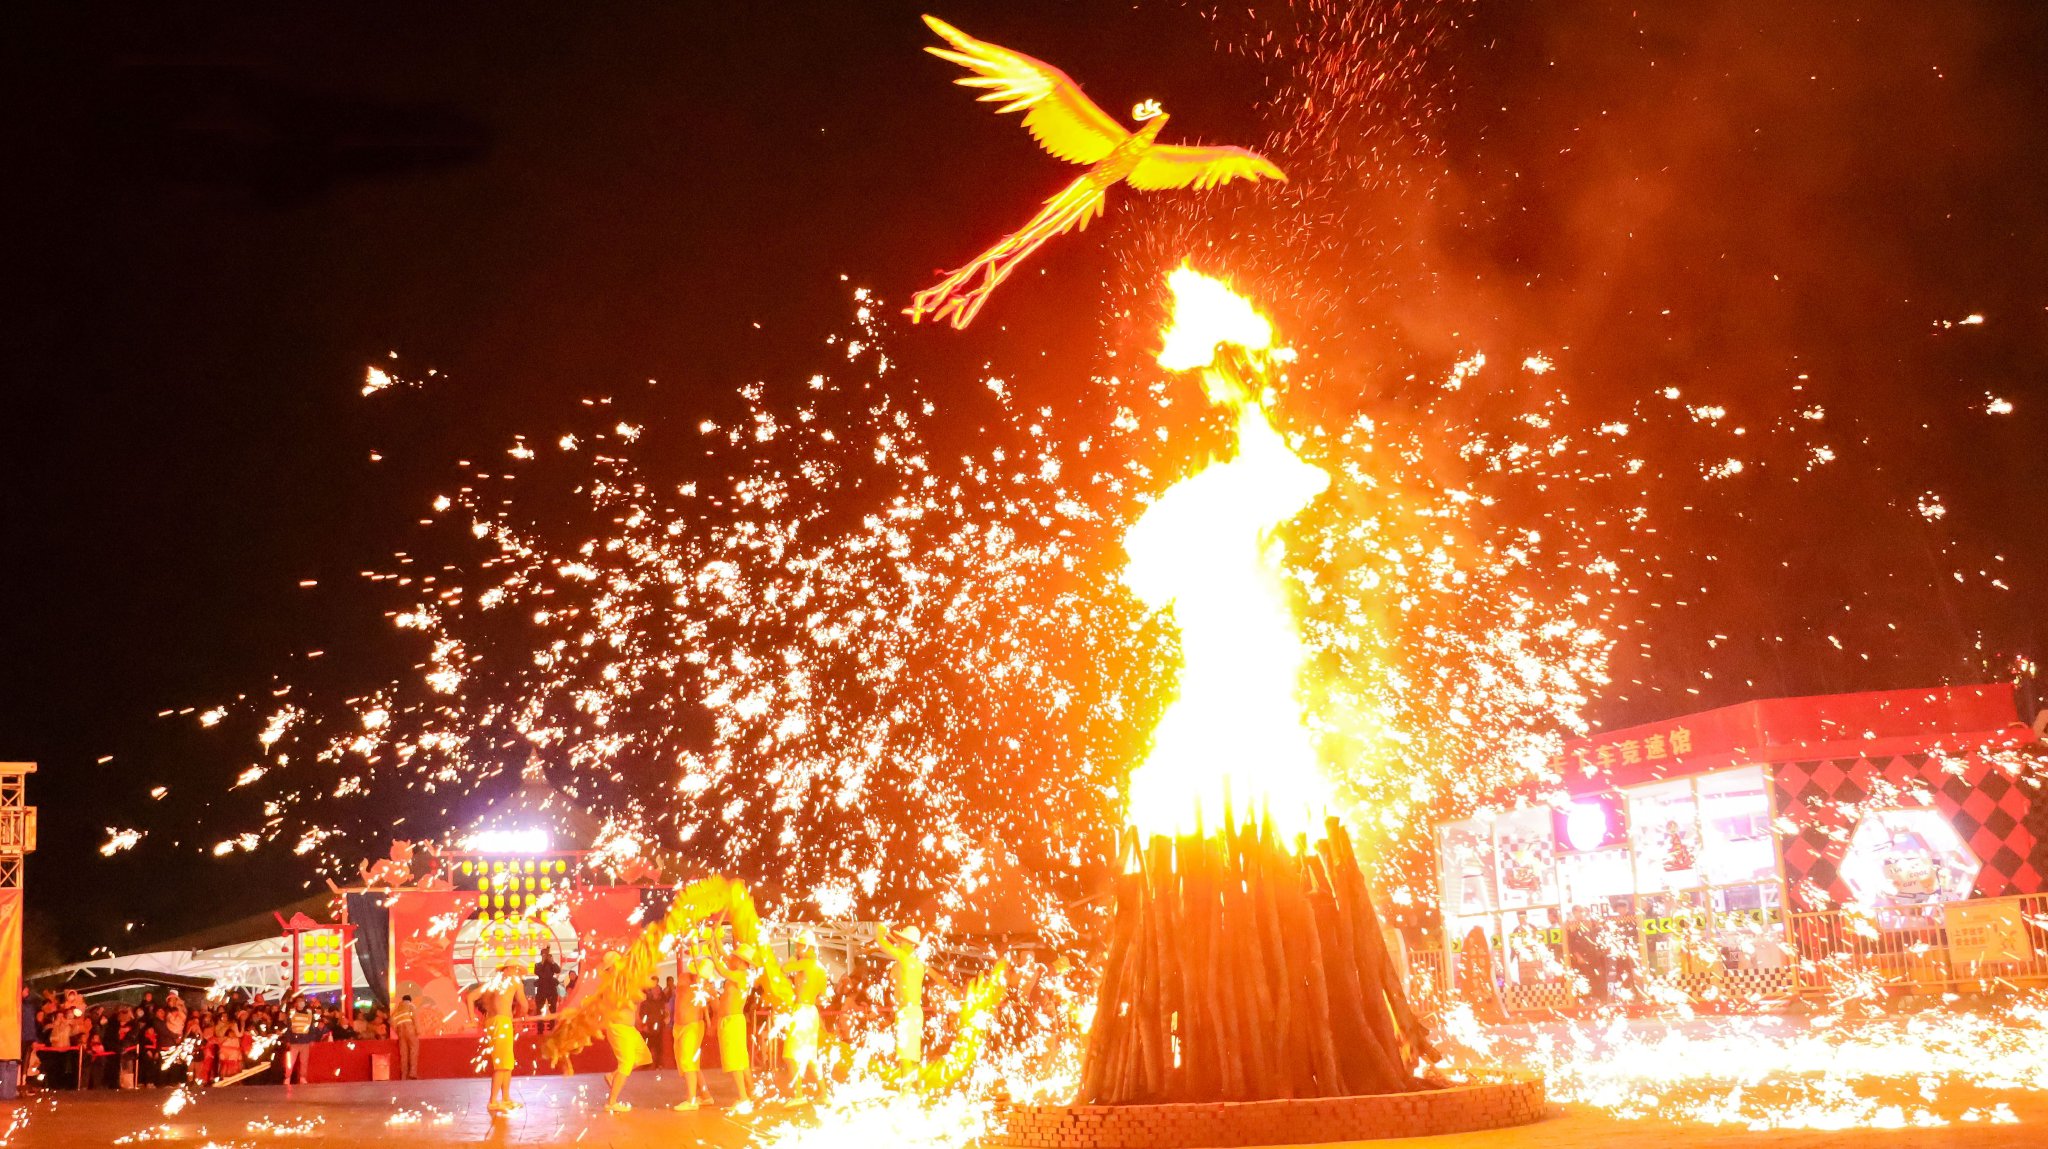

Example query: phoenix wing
[1126,144,1287,191]
[922,15,1128,165]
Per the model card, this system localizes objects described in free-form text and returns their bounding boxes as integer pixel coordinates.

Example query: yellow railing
[1785,893,2048,996]
[1421,893,2048,1013]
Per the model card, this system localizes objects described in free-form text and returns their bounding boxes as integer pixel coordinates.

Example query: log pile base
[990,1078,1547,1148]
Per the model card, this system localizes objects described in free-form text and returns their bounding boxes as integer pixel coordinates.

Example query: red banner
[0,888,18,1062]
[1559,684,2026,792]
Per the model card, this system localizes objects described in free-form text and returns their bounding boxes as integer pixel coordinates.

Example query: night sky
[6,2,2048,962]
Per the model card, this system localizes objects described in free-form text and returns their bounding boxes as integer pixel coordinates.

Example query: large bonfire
[1079,268,1434,1105]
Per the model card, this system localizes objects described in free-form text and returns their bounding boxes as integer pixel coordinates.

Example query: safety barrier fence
[1416,892,2048,1014]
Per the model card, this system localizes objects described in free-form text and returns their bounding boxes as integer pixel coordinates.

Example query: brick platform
[991,1078,1547,1147]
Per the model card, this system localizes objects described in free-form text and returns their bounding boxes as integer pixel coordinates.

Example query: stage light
[459,828,553,854]
[1565,801,1609,852]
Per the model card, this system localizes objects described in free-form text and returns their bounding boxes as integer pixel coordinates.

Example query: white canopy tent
[33,936,291,998]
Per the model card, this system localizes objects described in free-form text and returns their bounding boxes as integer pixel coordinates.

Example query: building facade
[1435,685,2047,1008]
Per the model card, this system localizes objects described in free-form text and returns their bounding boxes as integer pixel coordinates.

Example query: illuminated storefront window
[1628,779,1703,894]
[1698,767,1775,886]
[1436,763,1806,991]
[1437,815,1498,918]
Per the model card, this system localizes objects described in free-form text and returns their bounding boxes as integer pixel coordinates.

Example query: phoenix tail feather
[907,174,1108,330]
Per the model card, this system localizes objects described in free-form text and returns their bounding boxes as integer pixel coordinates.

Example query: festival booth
[293,763,659,1082]
[308,843,631,1081]
[1436,685,2047,1010]
[302,770,879,1083]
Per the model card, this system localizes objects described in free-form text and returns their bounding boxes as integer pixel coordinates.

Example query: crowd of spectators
[23,986,392,1091]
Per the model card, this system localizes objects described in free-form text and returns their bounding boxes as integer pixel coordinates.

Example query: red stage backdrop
[387,886,647,1037]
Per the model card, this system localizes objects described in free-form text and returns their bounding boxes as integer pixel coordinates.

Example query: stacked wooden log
[1077,814,1437,1104]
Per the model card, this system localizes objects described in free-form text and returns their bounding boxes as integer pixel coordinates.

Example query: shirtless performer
[669,935,716,1111]
[462,962,529,1116]
[874,923,928,1070]
[780,930,830,1100]
[594,952,652,1113]
[713,936,757,1112]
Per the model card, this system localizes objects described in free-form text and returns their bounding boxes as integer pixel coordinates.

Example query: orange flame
[1123,269,1333,841]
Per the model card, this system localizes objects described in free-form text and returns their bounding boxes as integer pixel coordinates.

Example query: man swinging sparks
[874,922,929,1071]
[907,15,1285,329]
[778,930,830,1100]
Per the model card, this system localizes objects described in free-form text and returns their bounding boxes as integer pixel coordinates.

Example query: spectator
[140,1009,165,1087]
[17,988,37,1069]
[282,996,318,1085]
[116,1007,143,1089]
[82,1025,113,1089]
[44,998,76,1087]
[392,994,420,1080]
[657,977,676,1068]
[215,1013,243,1083]
[533,946,562,1027]
[152,1005,184,1085]
[638,985,665,1069]
[164,991,188,1039]
[188,1010,213,1085]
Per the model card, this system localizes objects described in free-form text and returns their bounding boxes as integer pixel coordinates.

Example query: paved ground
[1,1067,2041,1147]
[2,1070,763,1147]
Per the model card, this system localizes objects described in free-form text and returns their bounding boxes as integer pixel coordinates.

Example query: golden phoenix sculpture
[908,15,1286,330]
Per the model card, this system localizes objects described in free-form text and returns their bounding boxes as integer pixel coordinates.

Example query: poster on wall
[1839,807,1982,915]
[1628,780,1701,892]
[1493,808,1559,909]
[1438,817,1498,917]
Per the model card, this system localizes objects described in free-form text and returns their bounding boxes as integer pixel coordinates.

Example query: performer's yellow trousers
[606,1021,650,1071]
[486,1016,516,1073]
[894,1005,923,1066]
[674,1019,705,1073]
[716,1014,749,1073]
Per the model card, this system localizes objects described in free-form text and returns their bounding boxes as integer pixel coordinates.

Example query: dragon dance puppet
[539,875,1009,1098]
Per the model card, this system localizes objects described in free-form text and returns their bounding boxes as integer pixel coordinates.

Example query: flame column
[1079,274,1433,1103]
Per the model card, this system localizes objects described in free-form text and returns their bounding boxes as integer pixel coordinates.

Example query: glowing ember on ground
[383,1104,454,1127]
[1438,996,2048,1130]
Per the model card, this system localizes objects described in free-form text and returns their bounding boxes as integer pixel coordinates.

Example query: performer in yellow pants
[598,954,651,1113]
[463,964,528,1116]
[714,938,757,1111]
[670,939,712,1111]
[780,930,829,1100]
[876,923,928,1070]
